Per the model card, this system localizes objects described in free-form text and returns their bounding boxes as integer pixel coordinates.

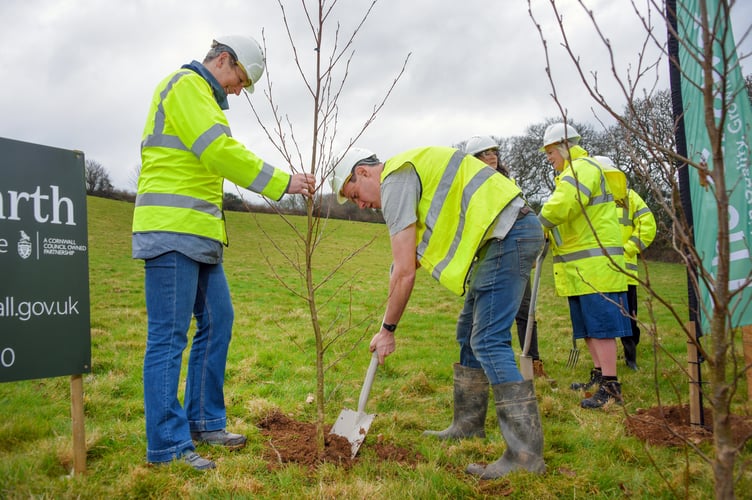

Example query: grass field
[0,196,749,499]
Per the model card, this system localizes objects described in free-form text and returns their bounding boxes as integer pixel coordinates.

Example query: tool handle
[522,240,549,357]
[357,351,379,413]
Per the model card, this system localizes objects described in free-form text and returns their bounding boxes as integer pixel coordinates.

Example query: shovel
[330,351,379,458]
[520,240,549,380]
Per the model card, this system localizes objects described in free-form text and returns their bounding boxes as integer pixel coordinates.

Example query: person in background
[594,156,656,371]
[464,135,549,380]
[132,35,315,470]
[538,123,631,409]
[328,145,546,479]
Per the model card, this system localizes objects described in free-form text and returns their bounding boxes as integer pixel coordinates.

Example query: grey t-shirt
[380,164,523,241]
[381,164,421,236]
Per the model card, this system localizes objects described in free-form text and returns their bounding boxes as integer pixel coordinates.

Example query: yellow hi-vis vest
[132,68,290,244]
[539,147,627,297]
[618,189,656,285]
[382,147,522,295]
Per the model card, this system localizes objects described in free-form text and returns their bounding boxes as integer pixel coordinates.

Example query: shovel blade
[330,408,376,458]
[519,354,534,381]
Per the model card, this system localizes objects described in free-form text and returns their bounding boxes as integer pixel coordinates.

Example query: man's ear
[355,164,370,178]
[220,51,232,67]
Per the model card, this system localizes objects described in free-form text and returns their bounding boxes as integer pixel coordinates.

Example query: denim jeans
[456,212,544,385]
[143,251,234,463]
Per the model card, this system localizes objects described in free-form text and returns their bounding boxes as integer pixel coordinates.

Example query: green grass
[0,196,749,499]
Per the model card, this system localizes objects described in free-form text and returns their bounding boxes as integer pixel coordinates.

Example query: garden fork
[566,337,580,368]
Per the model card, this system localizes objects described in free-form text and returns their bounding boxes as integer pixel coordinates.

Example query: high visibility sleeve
[164,75,291,200]
[625,190,656,258]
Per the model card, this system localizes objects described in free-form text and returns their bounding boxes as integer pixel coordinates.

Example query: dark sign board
[0,137,91,382]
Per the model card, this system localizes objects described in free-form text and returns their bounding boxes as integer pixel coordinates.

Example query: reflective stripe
[630,234,647,250]
[140,70,230,157]
[577,157,614,206]
[246,162,277,192]
[626,262,639,271]
[155,72,186,134]
[141,71,192,152]
[135,193,223,219]
[432,156,496,281]
[619,206,632,226]
[561,176,592,198]
[552,246,624,263]
[634,206,651,218]
[141,134,189,150]
[192,123,231,157]
[417,149,464,259]
[590,193,614,205]
[539,214,555,229]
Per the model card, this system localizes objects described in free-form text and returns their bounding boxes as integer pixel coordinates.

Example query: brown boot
[532,360,548,378]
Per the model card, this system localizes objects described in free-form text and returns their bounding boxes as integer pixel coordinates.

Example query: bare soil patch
[625,404,752,447]
[257,404,752,477]
[257,410,423,471]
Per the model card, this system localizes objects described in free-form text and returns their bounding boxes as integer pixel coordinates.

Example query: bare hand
[288,173,316,197]
[369,331,396,365]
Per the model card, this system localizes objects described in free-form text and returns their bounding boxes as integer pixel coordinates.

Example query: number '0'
[1,348,15,367]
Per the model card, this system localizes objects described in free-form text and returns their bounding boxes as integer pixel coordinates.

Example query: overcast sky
[1,0,750,194]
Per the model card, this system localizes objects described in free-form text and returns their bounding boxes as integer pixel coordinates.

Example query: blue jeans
[143,251,234,463]
[456,212,544,385]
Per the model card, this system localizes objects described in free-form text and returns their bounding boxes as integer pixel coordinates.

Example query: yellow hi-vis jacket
[382,147,522,296]
[539,146,627,297]
[618,189,656,285]
[133,68,291,244]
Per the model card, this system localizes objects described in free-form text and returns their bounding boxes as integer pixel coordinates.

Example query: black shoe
[191,429,247,450]
[580,381,623,409]
[625,360,639,371]
[570,368,602,391]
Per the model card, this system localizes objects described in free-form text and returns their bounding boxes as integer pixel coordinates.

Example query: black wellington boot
[465,380,546,479]
[423,364,489,440]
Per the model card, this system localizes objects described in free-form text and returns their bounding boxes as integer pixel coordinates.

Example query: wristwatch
[382,322,397,332]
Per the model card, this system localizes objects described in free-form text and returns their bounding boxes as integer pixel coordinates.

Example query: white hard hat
[329,147,377,204]
[214,35,264,93]
[592,156,627,200]
[592,155,614,167]
[540,123,581,151]
[464,135,498,156]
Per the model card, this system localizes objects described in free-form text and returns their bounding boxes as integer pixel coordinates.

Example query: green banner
[677,0,752,331]
[0,137,91,382]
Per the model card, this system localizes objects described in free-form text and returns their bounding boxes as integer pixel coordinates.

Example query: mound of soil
[625,404,752,447]
[257,410,422,470]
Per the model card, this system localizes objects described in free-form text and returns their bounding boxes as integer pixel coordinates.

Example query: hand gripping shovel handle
[522,240,549,357]
[357,351,379,413]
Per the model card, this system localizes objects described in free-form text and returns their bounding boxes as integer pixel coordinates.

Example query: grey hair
[203,41,236,64]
